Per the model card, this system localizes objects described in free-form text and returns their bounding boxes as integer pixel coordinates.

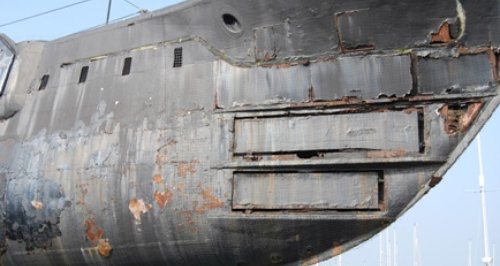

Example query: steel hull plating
[0,0,499,265]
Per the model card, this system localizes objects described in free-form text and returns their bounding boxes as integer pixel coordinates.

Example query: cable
[0,0,94,28]
[122,0,148,13]
[110,11,141,22]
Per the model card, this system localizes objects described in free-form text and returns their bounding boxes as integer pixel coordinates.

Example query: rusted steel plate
[312,55,412,100]
[233,172,380,210]
[215,61,310,107]
[417,53,495,94]
[234,111,419,154]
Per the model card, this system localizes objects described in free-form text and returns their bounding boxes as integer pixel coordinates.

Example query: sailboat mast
[393,230,397,266]
[413,224,421,266]
[380,233,384,266]
[106,0,112,24]
[477,135,492,266]
[469,240,473,266]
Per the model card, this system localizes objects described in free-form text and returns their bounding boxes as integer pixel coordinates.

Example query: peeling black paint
[4,178,69,251]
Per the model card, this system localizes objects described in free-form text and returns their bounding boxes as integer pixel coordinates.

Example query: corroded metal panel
[233,172,380,210]
[234,111,419,154]
[312,55,412,100]
[417,53,495,94]
[0,0,499,265]
[216,61,310,107]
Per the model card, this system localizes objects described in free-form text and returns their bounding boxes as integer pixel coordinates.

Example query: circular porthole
[221,13,242,34]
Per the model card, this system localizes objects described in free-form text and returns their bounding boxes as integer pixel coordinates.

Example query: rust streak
[154,189,173,208]
[84,219,104,242]
[431,22,452,43]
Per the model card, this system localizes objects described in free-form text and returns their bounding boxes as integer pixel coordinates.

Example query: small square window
[79,66,89,83]
[122,57,132,76]
[38,74,50,91]
[173,48,182,68]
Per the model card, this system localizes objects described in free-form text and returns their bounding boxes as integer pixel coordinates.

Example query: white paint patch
[456,0,466,40]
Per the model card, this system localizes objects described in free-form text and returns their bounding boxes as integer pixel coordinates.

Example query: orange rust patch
[84,219,104,242]
[31,200,44,210]
[97,239,113,257]
[128,198,149,222]
[154,189,173,208]
[153,175,164,184]
[367,149,407,159]
[431,22,452,43]
[195,188,224,213]
[178,160,199,177]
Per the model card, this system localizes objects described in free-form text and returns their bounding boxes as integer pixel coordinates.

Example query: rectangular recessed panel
[234,111,419,154]
[417,53,494,94]
[312,55,412,100]
[233,172,380,210]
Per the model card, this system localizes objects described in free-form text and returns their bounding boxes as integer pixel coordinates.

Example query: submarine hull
[0,0,499,265]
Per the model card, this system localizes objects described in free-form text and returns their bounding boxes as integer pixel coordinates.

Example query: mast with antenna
[477,135,493,266]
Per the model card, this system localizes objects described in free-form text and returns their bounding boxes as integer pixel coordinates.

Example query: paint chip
[154,190,173,208]
[431,22,452,43]
[31,200,44,210]
[97,239,113,257]
[153,175,164,184]
[84,219,104,242]
[128,198,149,223]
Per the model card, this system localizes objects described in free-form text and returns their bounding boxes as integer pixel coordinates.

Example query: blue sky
[1,1,498,265]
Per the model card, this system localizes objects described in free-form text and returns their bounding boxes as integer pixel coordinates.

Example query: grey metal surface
[234,111,419,154]
[0,0,498,265]
[233,172,380,210]
[312,55,412,100]
[0,34,15,96]
[417,53,495,94]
